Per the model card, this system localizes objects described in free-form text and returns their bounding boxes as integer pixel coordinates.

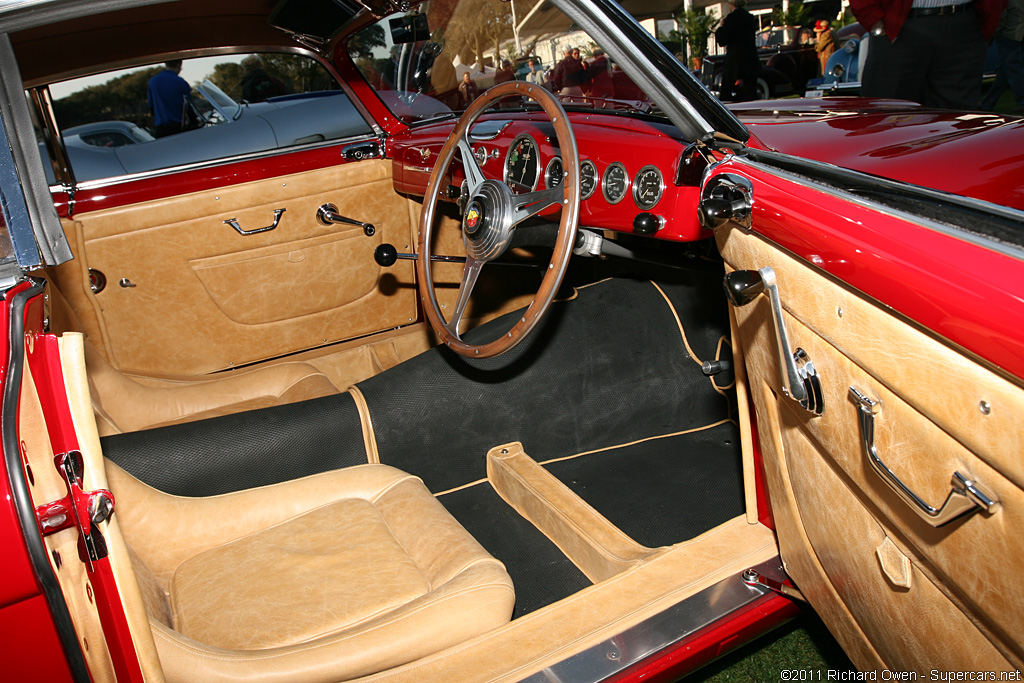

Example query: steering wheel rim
[417,81,580,358]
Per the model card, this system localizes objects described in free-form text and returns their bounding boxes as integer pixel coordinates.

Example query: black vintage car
[701,25,820,100]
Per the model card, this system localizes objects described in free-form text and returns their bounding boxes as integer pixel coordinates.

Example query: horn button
[463,180,515,262]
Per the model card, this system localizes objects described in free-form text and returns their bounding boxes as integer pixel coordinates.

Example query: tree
[208,62,245,99]
[679,9,719,63]
[772,1,810,27]
[52,66,161,129]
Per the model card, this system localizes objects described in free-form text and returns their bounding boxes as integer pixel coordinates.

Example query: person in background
[524,58,546,86]
[814,20,836,76]
[147,60,194,138]
[714,0,762,101]
[851,0,1006,109]
[980,0,1024,111]
[458,71,479,108]
[495,59,515,84]
[588,48,615,100]
[550,46,589,97]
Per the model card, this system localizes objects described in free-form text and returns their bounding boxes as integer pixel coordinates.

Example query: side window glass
[43,52,373,184]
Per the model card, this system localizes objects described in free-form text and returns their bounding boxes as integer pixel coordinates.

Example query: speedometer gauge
[504,134,539,193]
[602,162,629,204]
[580,160,598,199]
[545,157,564,189]
[633,165,664,210]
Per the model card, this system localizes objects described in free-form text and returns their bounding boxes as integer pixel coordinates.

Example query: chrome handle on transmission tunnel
[848,386,1000,527]
[222,208,286,235]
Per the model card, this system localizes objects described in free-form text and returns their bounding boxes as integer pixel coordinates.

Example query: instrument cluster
[390,114,707,242]
[498,132,665,212]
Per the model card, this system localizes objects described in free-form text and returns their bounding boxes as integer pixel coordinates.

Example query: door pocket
[190,228,379,325]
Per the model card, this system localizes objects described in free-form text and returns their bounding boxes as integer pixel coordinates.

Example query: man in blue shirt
[147,60,193,137]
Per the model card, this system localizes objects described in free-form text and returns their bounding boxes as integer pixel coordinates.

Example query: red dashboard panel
[389,111,711,242]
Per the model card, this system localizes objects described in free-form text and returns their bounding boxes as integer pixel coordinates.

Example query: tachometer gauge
[504,134,539,193]
[545,157,564,189]
[633,165,664,210]
[602,162,629,204]
[580,160,598,199]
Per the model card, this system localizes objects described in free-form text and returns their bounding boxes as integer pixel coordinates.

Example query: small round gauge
[602,162,629,204]
[504,134,540,193]
[633,165,664,210]
[580,160,598,200]
[545,157,564,189]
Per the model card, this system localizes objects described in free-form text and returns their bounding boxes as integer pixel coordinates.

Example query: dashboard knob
[632,213,664,235]
[374,243,398,267]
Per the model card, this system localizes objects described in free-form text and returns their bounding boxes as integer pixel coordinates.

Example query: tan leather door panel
[54,160,417,376]
[719,226,1023,673]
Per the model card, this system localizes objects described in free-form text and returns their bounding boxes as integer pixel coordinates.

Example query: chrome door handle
[848,386,999,526]
[222,208,286,235]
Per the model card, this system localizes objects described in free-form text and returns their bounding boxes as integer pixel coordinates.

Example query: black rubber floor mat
[101,392,367,496]
[358,275,734,494]
[439,483,591,619]
[543,422,745,549]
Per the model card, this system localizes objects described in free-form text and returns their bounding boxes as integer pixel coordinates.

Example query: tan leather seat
[45,278,339,435]
[108,461,515,683]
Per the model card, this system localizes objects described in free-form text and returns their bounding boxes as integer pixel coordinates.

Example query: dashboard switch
[632,213,664,235]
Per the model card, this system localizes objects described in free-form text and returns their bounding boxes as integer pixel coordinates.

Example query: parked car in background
[1,1,1022,683]
[702,25,819,100]
[805,23,866,97]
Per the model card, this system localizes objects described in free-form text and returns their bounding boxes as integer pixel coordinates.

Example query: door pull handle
[848,386,999,526]
[222,208,286,235]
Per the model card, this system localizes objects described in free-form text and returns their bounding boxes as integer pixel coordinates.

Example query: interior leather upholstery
[108,461,515,683]
[45,278,339,435]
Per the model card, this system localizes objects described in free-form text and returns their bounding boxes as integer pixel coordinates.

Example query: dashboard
[389,111,709,242]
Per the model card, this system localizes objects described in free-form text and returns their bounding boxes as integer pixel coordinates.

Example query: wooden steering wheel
[416,81,580,358]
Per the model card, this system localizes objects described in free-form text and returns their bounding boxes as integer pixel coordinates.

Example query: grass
[685,611,855,682]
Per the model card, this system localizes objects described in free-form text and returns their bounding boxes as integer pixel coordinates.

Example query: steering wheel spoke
[510,187,563,227]
[446,255,484,337]
[457,136,487,196]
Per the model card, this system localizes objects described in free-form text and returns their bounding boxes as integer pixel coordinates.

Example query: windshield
[347,0,665,125]
[196,79,243,122]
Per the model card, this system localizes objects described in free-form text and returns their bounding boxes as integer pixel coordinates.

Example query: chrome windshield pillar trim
[518,559,784,683]
[0,34,72,271]
[849,386,1000,526]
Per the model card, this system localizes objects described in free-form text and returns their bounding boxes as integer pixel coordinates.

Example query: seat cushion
[122,464,515,683]
[171,498,432,650]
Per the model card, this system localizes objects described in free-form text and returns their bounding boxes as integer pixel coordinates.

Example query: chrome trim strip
[51,132,383,193]
[731,153,1024,263]
[518,560,782,683]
